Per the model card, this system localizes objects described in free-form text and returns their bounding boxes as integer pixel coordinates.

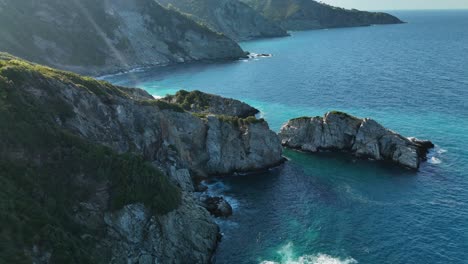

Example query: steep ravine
[0,53,283,263]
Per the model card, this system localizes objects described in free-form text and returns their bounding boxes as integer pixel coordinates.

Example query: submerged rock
[279,111,434,169]
[202,196,233,218]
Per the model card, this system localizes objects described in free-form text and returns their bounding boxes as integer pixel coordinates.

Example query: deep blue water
[104,10,468,264]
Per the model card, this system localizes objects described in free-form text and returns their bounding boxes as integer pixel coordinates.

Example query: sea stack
[279,111,434,169]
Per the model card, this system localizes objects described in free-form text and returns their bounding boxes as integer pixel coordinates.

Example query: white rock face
[279,112,434,169]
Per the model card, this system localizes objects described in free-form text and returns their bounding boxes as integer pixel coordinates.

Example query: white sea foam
[428,157,442,165]
[437,148,448,154]
[204,180,240,210]
[260,243,357,264]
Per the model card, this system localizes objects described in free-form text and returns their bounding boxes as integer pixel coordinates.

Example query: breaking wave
[260,243,357,264]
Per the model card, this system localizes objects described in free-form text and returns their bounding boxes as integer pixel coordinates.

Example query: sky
[320,0,468,10]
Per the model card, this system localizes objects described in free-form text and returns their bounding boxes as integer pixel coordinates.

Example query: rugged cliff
[0,53,283,263]
[0,0,245,76]
[157,0,288,41]
[279,111,433,169]
[242,0,403,30]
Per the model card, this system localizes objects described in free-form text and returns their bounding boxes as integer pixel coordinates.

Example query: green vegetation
[166,90,212,111]
[291,116,313,121]
[216,115,265,127]
[139,99,186,112]
[329,110,359,119]
[0,55,181,263]
[0,54,130,102]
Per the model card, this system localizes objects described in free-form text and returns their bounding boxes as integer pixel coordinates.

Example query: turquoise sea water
[105,11,468,264]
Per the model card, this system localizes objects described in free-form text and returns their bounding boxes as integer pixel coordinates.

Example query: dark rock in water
[409,138,435,159]
[279,111,434,169]
[202,196,233,218]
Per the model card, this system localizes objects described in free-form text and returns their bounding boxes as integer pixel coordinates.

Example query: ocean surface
[104,10,468,264]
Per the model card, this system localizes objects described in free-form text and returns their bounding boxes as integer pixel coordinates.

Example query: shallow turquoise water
[105,10,468,264]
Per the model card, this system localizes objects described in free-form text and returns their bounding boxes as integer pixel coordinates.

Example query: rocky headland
[279,111,434,169]
[0,53,283,263]
[242,0,403,30]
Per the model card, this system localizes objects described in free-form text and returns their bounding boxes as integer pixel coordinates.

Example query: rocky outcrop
[0,0,245,76]
[163,90,259,118]
[279,112,433,169]
[201,196,233,218]
[157,0,288,41]
[242,0,403,31]
[0,54,283,263]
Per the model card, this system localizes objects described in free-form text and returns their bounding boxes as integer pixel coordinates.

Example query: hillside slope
[158,0,288,40]
[242,0,403,30]
[0,0,245,76]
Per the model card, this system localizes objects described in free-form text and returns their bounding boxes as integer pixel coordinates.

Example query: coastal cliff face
[157,0,288,41]
[0,53,283,263]
[242,0,403,30]
[279,112,433,169]
[0,0,245,76]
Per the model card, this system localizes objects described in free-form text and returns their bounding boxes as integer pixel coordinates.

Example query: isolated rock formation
[279,111,433,169]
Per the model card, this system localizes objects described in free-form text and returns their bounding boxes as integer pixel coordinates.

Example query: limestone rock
[280,111,433,169]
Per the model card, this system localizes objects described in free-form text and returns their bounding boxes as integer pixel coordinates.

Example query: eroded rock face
[279,112,434,169]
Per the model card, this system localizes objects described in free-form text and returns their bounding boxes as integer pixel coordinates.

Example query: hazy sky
[321,0,468,10]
